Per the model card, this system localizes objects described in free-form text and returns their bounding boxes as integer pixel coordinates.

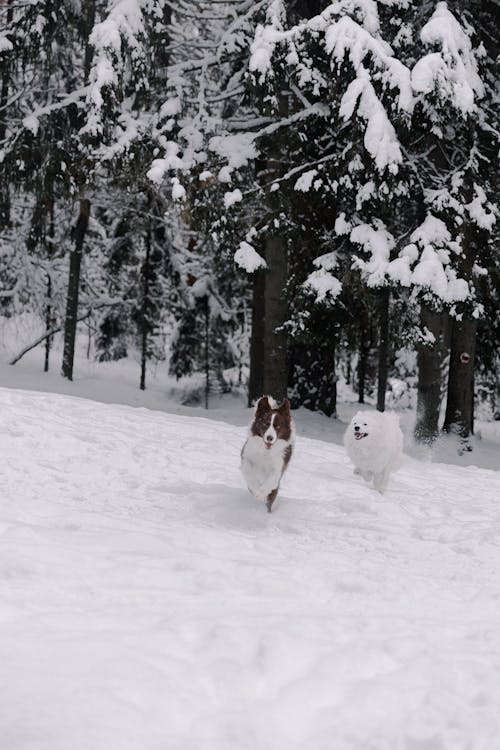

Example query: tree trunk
[442,316,477,439]
[442,204,478,442]
[257,90,289,404]
[261,234,288,402]
[358,318,370,404]
[44,199,55,372]
[140,227,151,391]
[248,90,289,405]
[414,306,447,443]
[204,295,210,409]
[376,288,390,412]
[248,270,266,406]
[62,198,90,380]
[44,274,52,373]
[318,344,337,417]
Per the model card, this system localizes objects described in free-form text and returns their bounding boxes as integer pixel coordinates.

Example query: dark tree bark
[261,234,288,402]
[442,214,478,441]
[61,198,90,380]
[60,2,95,379]
[248,90,289,405]
[358,316,370,404]
[414,306,447,443]
[376,288,390,412]
[248,270,266,406]
[204,295,210,409]
[83,2,96,78]
[443,316,477,439]
[44,274,52,373]
[261,90,289,403]
[44,199,55,372]
[289,0,323,21]
[318,344,337,417]
[140,227,151,391]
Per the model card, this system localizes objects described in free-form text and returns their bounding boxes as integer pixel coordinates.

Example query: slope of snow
[1,386,500,750]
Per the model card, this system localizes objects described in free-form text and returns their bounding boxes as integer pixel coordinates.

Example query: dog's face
[251,396,292,449]
[350,413,371,441]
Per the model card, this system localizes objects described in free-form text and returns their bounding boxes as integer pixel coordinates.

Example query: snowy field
[1,380,500,750]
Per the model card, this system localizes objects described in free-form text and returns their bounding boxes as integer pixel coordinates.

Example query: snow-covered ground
[2,383,500,750]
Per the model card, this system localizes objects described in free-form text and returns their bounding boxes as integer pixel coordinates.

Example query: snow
[304,268,342,302]
[294,169,318,192]
[199,170,214,182]
[0,34,13,53]
[249,1,285,79]
[146,142,185,184]
[412,2,484,115]
[22,114,40,136]
[1,383,500,749]
[339,74,403,172]
[223,189,243,209]
[404,216,470,303]
[409,215,451,247]
[209,133,259,174]
[250,24,280,78]
[334,212,351,235]
[234,241,267,273]
[324,15,413,114]
[350,221,395,287]
[248,4,411,172]
[466,184,497,231]
[171,177,186,201]
[313,251,338,272]
[159,97,181,119]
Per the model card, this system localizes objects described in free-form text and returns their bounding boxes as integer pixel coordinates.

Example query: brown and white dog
[241,395,295,512]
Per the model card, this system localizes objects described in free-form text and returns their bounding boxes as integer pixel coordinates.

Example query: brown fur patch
[251,396,292,442]
[283,444,293,470]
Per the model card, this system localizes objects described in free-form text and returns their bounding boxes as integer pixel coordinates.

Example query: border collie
[241,395,295,512]
[344,410,403,494]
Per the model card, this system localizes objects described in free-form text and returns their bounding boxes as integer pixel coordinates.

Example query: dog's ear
[278,398,290,414]
[255,396,270,413]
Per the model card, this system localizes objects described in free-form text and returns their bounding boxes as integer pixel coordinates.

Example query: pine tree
[410,1,497,441]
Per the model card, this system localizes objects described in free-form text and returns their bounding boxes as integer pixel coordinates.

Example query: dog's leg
[373,469,389,494]
[266,488,278,513]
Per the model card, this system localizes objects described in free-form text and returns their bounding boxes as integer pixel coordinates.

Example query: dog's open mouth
[354,432,368,440]
[264,442,273,450]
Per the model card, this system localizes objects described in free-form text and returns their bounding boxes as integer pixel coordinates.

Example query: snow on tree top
[412,2,484,115]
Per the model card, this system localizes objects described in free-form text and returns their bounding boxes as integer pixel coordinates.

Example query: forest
[0,0,498,447]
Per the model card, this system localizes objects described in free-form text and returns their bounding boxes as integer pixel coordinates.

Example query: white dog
[344,410,403,494]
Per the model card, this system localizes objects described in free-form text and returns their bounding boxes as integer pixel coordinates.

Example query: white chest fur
[241,435,291,503]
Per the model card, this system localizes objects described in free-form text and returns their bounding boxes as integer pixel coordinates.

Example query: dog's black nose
[354,425,360,432]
